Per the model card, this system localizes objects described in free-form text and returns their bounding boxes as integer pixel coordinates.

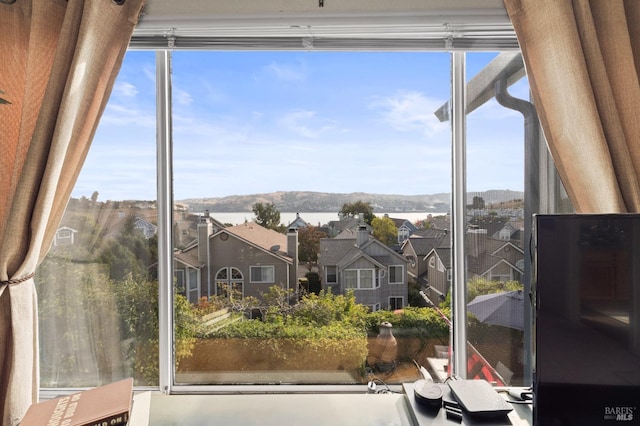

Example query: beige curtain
[504,0,640,213]
[0,0,144,424]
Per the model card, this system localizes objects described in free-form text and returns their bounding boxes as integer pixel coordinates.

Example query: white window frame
[389,296,404,311]
[344,268,375,290]
[145,24,545,394]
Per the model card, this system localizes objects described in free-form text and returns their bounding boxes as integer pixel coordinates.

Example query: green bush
[365,306,450,338]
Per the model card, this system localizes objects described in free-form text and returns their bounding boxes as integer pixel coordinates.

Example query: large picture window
[37,33,569,394]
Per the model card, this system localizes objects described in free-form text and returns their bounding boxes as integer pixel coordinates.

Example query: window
[38,33,572,394]
[389,297,404,311]
[188,268,199,303]
[250,265,275,283]
[215,267,244,299]
[326,266,337,284]
[344,269,375,289]
[36,51,158,388]
[58,229,72,238]
[388,265,403,284]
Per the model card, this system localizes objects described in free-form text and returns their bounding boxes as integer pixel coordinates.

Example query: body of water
[209,211,445,227]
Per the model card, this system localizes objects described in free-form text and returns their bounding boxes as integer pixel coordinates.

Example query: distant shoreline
[207,211,446,227]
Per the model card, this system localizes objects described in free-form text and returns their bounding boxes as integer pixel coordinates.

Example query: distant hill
[177,190,523,213]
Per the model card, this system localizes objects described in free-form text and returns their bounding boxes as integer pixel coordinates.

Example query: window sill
[129,384,533,426]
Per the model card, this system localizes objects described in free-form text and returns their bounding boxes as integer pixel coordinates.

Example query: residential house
[318,225,408,311]
[320,215,367,238]
[53,226,78,247]
[383,214,419,244]
[174,212,298,305]
[466,228,524,283]
[423,239,452,304]
[400,228,448,288]
[423,226,524,304]
[468,216,523,245]
[174,209,226,249]
[286,212,309,230]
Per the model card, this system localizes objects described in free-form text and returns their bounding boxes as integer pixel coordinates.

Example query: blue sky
[75,51,529,202]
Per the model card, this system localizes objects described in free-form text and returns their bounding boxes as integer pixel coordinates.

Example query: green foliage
[371,216,398,247]
[292,290,368,329]
[339,200,375,225]
[112,273,198,384]
[252,202,283,231]
[365,306,450,338]
[466,276,523,303]
[98,215,156,281]
[200,288,370,370]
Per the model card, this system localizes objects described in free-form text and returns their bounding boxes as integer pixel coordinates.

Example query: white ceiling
[131,0,514,49]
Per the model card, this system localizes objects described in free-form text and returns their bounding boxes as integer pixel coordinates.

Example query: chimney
[198,213,212,264]
[287,227,298,287]
[466,228,487,258]
[357,225,369,247]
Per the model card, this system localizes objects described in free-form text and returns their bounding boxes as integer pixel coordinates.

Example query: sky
[74,50,530,202]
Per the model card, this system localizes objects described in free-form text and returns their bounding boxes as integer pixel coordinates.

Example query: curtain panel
[0,0,144,424]
[504,0,640,213]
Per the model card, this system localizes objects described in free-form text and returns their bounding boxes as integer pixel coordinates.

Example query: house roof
[174,249,203,269]
[286,213,309,229]
[223,222,293,262]
[468,216,511,238]
[402,234,447,257]
[319,238,358,265]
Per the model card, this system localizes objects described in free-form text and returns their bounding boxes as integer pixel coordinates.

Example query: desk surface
[129,383,532,426]
[403,382,532,426]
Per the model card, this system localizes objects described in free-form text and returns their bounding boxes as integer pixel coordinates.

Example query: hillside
[177,190,523,213]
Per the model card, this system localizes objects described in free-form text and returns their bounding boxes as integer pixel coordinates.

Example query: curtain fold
[504,0,640,213]
[0,0,144,424]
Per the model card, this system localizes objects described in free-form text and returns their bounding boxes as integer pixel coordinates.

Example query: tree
[339,200,375,225]
[297,225,327,271]
[252,202,282,231]
[371,216,397,247]
[470,196,485,209]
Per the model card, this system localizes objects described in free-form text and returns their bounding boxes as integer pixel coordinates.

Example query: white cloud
[264,62,306,82]
[113,81,138,98]
[174,88,193,106]
[101,104,155,127]
[278,110,325,139]
[370,91,448,137]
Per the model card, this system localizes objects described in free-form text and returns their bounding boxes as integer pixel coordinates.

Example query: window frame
[344,268,376,290]
[325,265,337,284]
[249,265,275,284]
[388,265,404,284]
[147,32,543,394]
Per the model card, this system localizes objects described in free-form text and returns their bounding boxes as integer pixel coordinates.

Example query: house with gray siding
[318,225,408,311]
[174,212,298,305]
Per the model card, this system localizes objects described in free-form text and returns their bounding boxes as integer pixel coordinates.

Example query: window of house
[389,297,403,311]
[326,266,337,284]
[175,269,185,288]
[37,30,575,394]
[215,267,244,299]
[58,229,72,238]
[250,265,275,283]
[344,269,375,289]
[187,268,199,303]
[388,265,403,284]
